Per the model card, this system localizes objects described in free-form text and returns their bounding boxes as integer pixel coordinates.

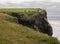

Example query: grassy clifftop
[0,8,60,44]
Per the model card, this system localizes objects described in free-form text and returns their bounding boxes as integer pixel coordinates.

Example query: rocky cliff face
[6,9,53,36]
[34,9,53,36]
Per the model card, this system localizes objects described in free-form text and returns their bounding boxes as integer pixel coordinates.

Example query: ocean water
[47,15,60,41]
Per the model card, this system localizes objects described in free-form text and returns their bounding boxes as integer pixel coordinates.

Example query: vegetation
[0,8,60,44]
[0,8,38,12]
[0,8,46,21]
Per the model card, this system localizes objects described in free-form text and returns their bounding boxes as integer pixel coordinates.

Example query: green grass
[0,9,60,44]
[0,8,38,12]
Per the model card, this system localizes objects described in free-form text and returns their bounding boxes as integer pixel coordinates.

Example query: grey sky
[0,0,60,15]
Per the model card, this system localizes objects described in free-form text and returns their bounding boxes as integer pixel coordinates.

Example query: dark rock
[7,9,53,36]
[34,10,53,36]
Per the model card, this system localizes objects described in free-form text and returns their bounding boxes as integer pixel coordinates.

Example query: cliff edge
[7,8,53,36]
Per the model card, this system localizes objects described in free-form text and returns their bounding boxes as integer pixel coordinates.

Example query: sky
[0,0,60,3]
[0,0,60,15]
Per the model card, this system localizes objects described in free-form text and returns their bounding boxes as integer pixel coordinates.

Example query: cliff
[0,8,60,44]
[7,8,52,36]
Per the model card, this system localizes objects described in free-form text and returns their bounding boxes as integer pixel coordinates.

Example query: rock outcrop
[34,9,53,36]
[7,9,53,36]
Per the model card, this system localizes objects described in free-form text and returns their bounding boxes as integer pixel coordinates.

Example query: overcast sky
[0,0,60,15]
[0,0,60,3]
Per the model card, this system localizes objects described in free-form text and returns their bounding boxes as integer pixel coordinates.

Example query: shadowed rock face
[7,9,53,36]
[34,12,52,36]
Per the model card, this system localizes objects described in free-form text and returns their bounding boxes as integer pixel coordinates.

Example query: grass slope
[0,13,60,44]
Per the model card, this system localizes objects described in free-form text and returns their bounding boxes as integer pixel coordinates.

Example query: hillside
[0,9,60,44]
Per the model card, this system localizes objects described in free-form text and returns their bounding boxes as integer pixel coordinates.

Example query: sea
[47,15,60,41]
